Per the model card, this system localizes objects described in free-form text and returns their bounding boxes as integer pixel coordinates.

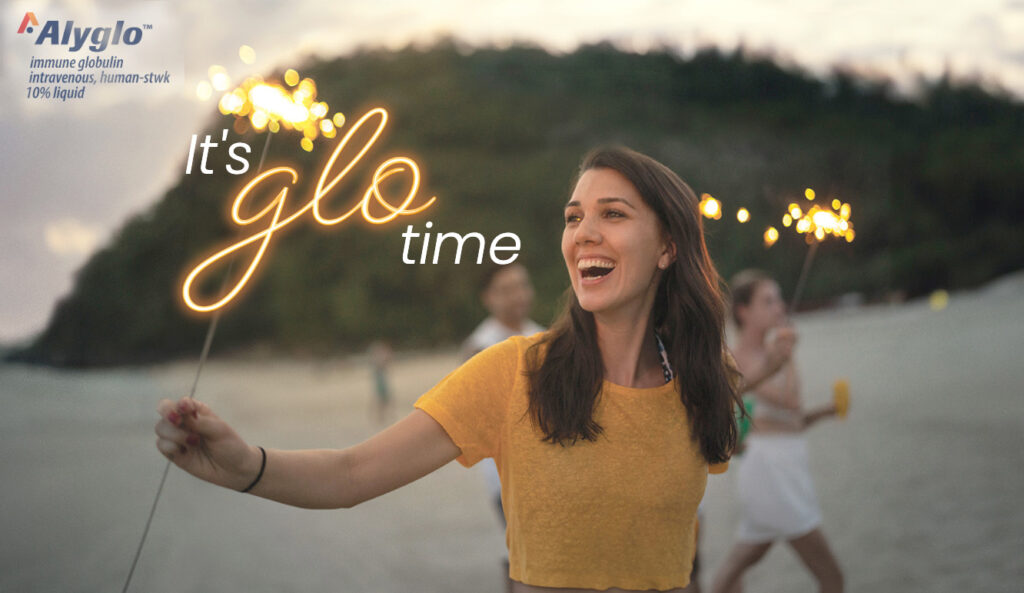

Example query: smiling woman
[562,171,674,321]
[155,145,742,592]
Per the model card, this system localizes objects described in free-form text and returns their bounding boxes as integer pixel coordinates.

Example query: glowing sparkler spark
[736,208,750,223]
[182,107,439,313]
[764,226,779,247]
[699,193,722,220]
[197,57,343,152]
[786,188,855,245]
[225,74,338,151]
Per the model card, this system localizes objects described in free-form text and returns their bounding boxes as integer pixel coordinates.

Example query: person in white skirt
[711,270,843,593]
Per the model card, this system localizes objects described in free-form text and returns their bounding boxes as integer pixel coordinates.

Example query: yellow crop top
[414,332,728,590]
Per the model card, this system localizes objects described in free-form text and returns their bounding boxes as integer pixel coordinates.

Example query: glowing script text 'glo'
[182,107,436,313]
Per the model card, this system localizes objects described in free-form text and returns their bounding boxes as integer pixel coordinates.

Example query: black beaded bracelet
[240,446,266,493]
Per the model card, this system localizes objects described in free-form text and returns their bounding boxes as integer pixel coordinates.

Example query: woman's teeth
[578,258,615,278]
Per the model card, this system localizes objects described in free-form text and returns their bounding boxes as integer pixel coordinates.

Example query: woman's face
[562,168,674,319]
[738,280,786,331]
[483,264,535,326]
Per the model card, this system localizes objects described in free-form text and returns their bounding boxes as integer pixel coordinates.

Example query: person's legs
[710,541,772,593]
[494,494,511,593]
[787,528,843,593]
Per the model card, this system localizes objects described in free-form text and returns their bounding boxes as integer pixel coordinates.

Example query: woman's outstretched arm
[802,402,839,429]
[155,397,460,509]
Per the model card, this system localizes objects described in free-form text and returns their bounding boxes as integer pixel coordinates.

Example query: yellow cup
[833,379,850,419]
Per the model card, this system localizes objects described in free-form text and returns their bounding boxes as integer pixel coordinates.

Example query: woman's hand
[763,326,797,376]
[155,397,263,492]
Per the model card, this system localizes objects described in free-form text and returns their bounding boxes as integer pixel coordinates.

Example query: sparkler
[784,189,855,312]
[121,47,338,593]
[216,69,344,152]
[699,187,855,422]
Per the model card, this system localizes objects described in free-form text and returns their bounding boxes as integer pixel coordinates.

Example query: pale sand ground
[1,273,1022,592]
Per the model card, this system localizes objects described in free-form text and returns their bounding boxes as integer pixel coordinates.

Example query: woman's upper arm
[343,409,461,507]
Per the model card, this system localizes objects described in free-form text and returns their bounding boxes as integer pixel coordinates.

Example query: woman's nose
[574,214,601,245]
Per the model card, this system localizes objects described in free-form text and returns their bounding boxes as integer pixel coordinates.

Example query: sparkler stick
[788,239,818,313]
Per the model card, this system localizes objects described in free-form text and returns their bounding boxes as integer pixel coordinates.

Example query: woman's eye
[565,213,581,224]
[605,209,625,218]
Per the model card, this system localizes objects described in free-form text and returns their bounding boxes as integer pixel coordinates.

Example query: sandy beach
[2,273,1022,592]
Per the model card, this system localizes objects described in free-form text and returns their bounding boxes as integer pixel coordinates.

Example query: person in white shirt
[461,263,545,523]
[461,262,544,591]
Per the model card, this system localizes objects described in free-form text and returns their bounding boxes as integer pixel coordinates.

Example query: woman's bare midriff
[512,581,688,593]
[750,416,804,434]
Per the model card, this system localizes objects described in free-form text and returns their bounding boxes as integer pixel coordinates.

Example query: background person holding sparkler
[686,322,795,593]
[710,269,844,593]
[155,145,742,592]
[368,340,395,426]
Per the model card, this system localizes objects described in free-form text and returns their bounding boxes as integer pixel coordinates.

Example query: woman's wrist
[236,445,266,493]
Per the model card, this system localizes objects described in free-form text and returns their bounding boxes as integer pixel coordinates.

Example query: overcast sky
[2,0,1022,342]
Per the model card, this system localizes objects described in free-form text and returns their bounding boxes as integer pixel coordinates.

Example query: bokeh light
[208,65,230,91]
[699,193,722,220]
[929,289,949,311]
[196,81,212,101]
[239,45,256,65]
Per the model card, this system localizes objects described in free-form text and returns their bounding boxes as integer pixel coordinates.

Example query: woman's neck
[594,311,661,388]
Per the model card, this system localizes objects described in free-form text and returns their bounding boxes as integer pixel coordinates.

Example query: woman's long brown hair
[526,146,742,464]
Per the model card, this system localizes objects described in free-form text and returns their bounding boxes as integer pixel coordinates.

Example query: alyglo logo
[17,12,148,52]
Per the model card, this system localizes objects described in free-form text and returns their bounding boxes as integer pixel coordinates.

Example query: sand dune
[1,274,1022,592]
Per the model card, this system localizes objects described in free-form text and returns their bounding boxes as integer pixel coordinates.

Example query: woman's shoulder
[495,329,549,354]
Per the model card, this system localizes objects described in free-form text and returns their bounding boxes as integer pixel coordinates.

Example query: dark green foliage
[11,42,1023,366]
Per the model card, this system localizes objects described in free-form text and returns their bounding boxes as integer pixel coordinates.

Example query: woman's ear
[658,237,677,270]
